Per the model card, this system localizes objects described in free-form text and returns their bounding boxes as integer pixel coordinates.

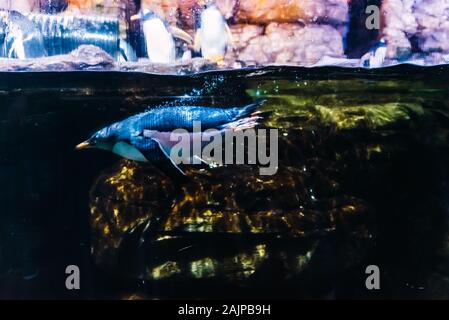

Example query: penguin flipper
[144,130,212,171]
[130,135,188,181]
[235,99,268,119]
[137,140,189,182]
[169,26,193,44]
[150,136,187,177]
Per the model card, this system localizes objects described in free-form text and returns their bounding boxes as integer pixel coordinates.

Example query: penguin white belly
[9,31,26,59]
[112,142,148,162]
[370,46,387,68]
[201,28,227,58]
[143,19,176,64]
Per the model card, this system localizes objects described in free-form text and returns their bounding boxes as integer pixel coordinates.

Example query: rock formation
[382,0,449,59]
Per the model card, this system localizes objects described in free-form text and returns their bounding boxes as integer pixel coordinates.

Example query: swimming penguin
[194,5,234,63]
[131,10,193,64]
[76,100,266,180]
[360,39,387,68]
[0,10,46,59]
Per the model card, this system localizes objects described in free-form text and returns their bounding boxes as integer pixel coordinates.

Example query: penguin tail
[219,114,263,131]
[236,99,268,120]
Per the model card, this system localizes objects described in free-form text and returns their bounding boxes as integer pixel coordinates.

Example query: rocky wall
[382,0,449,59]
[1,0,449,66]
[63,0,349,65]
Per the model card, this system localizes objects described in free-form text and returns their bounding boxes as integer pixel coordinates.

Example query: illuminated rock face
[136,0,348,25]
[414,0,449,53]
[230,23,344,65]
[0,0,37,13]
[382,0,449,58]
[236,0,348,25]
[66,0,121,15]
[3,0,449,67]
[135,0,349,64]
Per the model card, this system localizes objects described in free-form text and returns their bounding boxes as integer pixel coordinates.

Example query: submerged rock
[312,103,425,130]
[89,154,375,286]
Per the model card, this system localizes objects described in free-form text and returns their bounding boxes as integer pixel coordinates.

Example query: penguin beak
[130,14,140,21]
[75,140,92,150]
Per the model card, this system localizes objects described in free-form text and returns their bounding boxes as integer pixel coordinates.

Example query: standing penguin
[0,10,46,59]
[131,10,193,64]
[360,39,388,68]
[194,5,234,63]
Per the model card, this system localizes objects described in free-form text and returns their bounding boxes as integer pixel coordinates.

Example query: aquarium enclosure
[1,0,449,301]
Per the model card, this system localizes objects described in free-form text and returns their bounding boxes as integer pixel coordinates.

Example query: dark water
[1,66,449,299]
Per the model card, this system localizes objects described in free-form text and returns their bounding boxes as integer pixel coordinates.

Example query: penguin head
[131,9,168,38]
[77,121,148,162]
[76,122,125,152]
[131,9,159,23]
[372,38,387,51]
[201,5,225,29]
[141,10,158,22]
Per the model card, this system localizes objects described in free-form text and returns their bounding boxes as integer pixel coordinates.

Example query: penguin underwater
[131,10,193,64]
[194,5,234,63]
[76,100,266,180]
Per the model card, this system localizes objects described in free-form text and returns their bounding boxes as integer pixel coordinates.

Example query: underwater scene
[1,66,449,299]
[0,0,449,301]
